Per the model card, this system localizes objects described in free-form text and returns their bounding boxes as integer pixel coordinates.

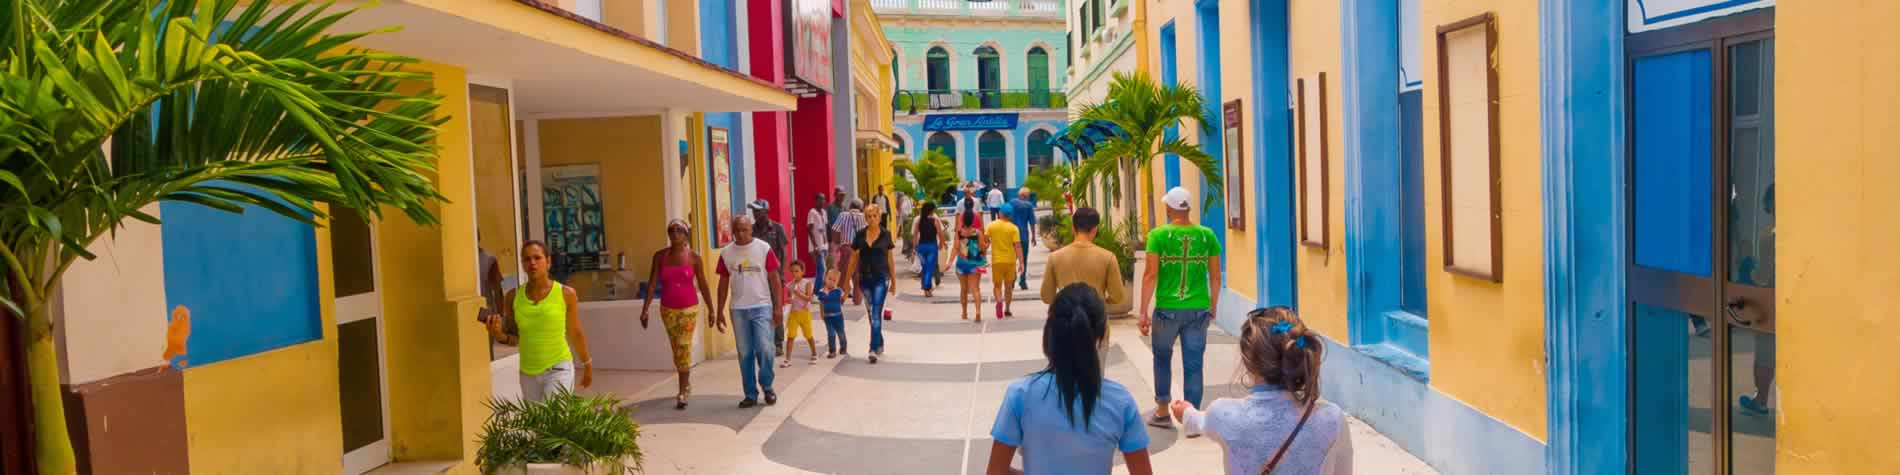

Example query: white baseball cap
[1163,187,1192,211]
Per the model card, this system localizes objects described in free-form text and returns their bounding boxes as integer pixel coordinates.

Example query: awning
[1052,120,1128,162]
[334,0,798,115]
[855,130,899,151]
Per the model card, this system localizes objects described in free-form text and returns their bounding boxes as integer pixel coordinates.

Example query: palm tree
[889,149,959,207]
[0,1,446,472]
[1066,71,1222,240]
[1021,161,1086,211]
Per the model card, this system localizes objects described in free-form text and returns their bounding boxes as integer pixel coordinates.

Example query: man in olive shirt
[1040,208,1128,306]
[1138,187,1222,427]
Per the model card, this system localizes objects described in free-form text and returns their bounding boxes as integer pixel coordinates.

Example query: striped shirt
[832,210,866,239]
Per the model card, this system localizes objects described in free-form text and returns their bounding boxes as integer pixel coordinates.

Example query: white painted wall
[52,205,169,385]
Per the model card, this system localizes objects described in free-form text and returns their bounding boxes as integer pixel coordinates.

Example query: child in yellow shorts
[781,260,818,368]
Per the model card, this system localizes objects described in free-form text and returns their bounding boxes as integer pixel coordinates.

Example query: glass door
[331,206,391,474]
[1626,12,1774,475]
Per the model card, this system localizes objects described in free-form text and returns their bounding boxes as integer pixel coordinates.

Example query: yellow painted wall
[1777,3,1900,471]
[380,61,491,468]
[1289,0,1351,340]
[537,116,672,299]
[1215,0,1257,301]
[183,216,341,473]
[1416,0,1546,441]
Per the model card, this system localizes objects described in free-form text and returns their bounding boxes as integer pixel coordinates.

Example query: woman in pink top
[642,219,718,409]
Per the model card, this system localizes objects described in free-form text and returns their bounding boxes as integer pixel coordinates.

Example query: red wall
[747,0,793,229]
[790,94,835,275]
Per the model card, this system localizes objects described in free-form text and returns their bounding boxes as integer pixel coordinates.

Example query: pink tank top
[658,254,699,309]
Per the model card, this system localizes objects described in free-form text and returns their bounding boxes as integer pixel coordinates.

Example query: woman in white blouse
[1170,307,1353,475]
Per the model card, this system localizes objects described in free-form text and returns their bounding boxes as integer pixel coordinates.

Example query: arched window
[1027,47,1051,107]
[928,131,956,161]
[894,134,906,156]
[1027,129,1054,170]
[978,131,1007,186]
[926,47,950,92]
[974,46,1001,108]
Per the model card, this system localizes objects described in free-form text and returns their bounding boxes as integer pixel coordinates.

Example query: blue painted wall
[898,118,1063,188]
[1195,0,1225,250]
[1340,0,1423,360]
[1250,0,1296,309]
[1540,0,1631,472]
[1159,23,1182,192]
[160,189,322,367]
[701,0,748,216]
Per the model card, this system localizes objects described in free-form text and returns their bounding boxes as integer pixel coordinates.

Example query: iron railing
[894,89,1068,112]
[871,0,1064,17]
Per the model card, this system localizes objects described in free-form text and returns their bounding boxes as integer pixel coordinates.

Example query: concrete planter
[501,461,623,475]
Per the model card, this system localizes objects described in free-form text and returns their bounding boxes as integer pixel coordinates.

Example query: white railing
[971,1,1010,14]
[917,0,961,11]
[870,0,908,10]
[1019,0,1062,14]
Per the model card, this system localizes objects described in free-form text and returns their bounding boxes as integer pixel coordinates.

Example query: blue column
[1249,0,1295,310]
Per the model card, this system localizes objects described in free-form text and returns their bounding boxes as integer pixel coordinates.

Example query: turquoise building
[875,0,1068,191]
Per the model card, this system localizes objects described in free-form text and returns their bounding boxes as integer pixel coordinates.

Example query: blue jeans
[732,305,776,400]
[916,243,939,291]
[1017,230,1031,288]
[812,249,828,289]
[861,277,889,352]
[1152,308,1211,407]
[822,312,847,352]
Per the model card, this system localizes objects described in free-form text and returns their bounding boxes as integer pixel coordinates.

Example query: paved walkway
[586,240,1439,474]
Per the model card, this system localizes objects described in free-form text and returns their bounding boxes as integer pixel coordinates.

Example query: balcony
[894,89,1068,113]
[871,0,1064,18]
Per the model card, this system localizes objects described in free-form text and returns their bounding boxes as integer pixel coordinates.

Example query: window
[1435,13,1500,281]
[894,134,907,156]
[1028,47,1051,107]
[1297,73,1329,248]
[1027,130,1054,169]
[1091,0,1104,34]
[975,46,1001,108]
[1398,0,1426,316]
[978,131,1008,186]
[1078,5,1090,39]
[927,47,951,92]
[928,131,957,161]
[1066,33,1074,65]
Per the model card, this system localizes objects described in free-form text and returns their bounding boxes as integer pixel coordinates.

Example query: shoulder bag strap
[1260,400,1318,475]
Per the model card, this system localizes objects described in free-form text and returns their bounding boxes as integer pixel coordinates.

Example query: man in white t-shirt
[806,193,830,283]
[716,215,783,408]
[986,184,1006,220]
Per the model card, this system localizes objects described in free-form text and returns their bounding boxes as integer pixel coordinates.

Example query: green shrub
[1037,212,1074,247]
[477,390,643,474]
[1093,219,1137,280]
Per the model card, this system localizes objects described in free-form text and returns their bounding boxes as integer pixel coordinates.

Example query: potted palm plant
[1066,71,1224,243]
[477,390,644,475]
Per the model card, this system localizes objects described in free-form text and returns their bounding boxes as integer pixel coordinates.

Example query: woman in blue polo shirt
[986,284,1152,475]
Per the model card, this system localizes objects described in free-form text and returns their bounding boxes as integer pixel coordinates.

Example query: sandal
[779,359,791,368]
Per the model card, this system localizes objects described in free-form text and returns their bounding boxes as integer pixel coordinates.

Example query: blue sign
[922,113,1019,131]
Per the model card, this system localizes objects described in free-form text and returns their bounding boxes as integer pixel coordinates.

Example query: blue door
[1627,16,1775,474]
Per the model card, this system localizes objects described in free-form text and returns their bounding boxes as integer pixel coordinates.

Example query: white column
[661,108,688,221]
[522,119,546,242]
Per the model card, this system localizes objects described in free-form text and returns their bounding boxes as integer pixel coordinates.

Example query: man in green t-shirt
[1138,187,1223,427]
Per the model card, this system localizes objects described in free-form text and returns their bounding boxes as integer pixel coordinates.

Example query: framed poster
[542,164,606,277]
[709,127,734,246]
[1223,100,1246,230]
[1436,12,1502,281]
[1297,73,1330,248]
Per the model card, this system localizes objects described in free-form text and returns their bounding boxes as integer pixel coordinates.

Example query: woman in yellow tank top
[485,241,594,400]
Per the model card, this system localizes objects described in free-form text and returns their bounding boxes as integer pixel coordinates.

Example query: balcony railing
[872,0,1064,17]
[894,89,1068,112]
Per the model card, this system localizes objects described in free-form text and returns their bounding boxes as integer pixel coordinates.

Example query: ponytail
[1041,284,1108,431]
[1238,306,1326,474]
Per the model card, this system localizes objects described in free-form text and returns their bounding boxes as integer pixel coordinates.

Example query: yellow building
[37,1,792,473]
[850,0,899,205]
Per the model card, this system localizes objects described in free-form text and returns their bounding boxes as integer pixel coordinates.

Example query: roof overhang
[855,130,899,150]
[334,0,797,115]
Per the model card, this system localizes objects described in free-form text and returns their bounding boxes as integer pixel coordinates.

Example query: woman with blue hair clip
[1169,307,1353,474]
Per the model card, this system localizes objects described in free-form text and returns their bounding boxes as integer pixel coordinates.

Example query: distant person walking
[847,204,897,363]
[1140,187,1223,428]
[985,205,1023,319]
[807,193,831,282]
[1008,188,1038,290]
[1172,307,1352,475]
[639,219,717,410]
[716,215,784,408]
[986,284,1153,475]
[912,201,944,298]
[485,241,594,401]
[1041,208,1128,307]
[955,194,989,322]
